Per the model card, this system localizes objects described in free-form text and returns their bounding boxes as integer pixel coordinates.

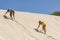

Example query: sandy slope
[0,10,60,40]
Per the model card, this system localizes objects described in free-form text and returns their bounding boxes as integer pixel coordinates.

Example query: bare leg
[10,13,13,20]
[42,26,46,34]
[13,11,15,20]
[37,24,40,30]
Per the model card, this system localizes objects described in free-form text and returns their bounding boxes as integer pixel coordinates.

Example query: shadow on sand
[34,28,43,33]
[3,15,13,21]
[3,15,10,19]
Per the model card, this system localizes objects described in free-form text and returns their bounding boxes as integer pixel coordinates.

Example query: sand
[0,10,60,40]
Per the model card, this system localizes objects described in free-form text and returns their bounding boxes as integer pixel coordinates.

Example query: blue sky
[0,0,60,14]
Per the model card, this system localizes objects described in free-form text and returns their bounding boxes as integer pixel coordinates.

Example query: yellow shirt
[42,22,46,26]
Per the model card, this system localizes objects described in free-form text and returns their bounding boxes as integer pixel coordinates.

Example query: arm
[37,23,40,30]
[4,12,8,15]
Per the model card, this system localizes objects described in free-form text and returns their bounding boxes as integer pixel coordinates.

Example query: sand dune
[0,10,60,40]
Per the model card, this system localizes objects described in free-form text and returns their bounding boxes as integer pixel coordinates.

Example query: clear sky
[0,0,60,14]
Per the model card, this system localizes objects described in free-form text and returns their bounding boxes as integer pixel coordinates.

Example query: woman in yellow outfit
[37,21,46,34]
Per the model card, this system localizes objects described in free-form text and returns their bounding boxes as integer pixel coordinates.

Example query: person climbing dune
[3,9,15,20]
[37,20,46,34]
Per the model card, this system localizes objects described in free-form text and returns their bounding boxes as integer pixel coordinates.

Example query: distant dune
[0,10,60,40]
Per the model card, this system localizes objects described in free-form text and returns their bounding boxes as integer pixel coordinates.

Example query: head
[7,9,10,12]
[39,21,41,24]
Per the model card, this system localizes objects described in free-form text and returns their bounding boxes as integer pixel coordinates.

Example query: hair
[7,9,9,12]
[39,21,41,23]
